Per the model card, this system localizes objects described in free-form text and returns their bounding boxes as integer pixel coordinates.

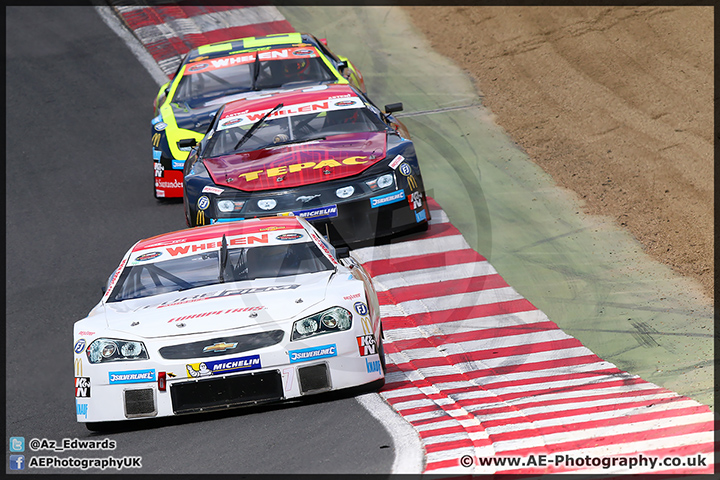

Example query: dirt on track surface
[402,5,713,302]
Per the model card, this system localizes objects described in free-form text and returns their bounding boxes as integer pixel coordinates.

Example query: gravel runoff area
[402,5,713,304]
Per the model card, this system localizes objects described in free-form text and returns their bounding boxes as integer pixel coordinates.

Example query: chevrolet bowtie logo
[203,342,239,353]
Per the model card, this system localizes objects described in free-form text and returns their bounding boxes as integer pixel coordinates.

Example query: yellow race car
[152,32,365,199]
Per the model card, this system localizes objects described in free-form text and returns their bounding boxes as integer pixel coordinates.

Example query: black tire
[378,330,387,374]
[85,422,106,432]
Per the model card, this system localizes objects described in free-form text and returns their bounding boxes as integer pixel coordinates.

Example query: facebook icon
[9,454,25,470]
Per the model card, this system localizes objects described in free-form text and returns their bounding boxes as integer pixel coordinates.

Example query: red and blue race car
[181,83,430,246]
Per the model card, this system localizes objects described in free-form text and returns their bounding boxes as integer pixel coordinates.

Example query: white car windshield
[107,242,334,302]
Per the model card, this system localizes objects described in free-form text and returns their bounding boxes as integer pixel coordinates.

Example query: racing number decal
[282,367,294,392]
[152,133,161,147]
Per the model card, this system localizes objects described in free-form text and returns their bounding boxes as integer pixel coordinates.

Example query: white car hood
[101,271,333,339]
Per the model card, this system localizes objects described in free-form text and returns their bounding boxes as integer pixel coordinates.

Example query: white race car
[73,216,384,430]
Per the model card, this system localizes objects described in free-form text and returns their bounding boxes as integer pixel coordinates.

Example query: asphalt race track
[6,6,395,474]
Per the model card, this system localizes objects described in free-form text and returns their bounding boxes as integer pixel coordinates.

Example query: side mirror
[384,103,403,114]
[335,246,350,259]
[177,138,197,148]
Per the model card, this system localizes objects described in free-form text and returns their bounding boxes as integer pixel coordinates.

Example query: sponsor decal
[389,155,405,169]
[74,339,86,354]
[153,149,161,160]
[76,403,88,418]
[154,122,167,132]
[230,156,369,182]
[186,354,261,377]
[152,115,162,125]
[343,292,361,301]
[334,100,357,107]
[154,161,164,177]
[293,48,315,56]
[408,190,422,210]
[164,234,269,257]
[202,342,238,353]
[188,48,319,77]
[108,369,156,384]
[104,258,127,299]
[309,231,338,266]
[74,358,83,376]
[152,132,161,147]
[407,174,418,190]
[415,209,427,223]
[222,117,244,128]
[354,302,369,316]
[360,316,373,335]
[202,185,224,195]
[187,62,209,72]
[172,159,184,170]
[157,190,166,197]
[156,179,182,189]
[398,162,412,176]
[365,357,382,374]
[135,251,162,262]
[147,284,300,309]
[276,233,303,241]
[219,94,364,129]
[197,196,210,210]
[75,377,91,398]
[168,306,265,323]
[293,205,338,220]
[288,344,337,363]
[357,335,377,357]
[370,190,405,208]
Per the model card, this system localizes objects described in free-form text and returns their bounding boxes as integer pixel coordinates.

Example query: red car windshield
[205,107,387,157]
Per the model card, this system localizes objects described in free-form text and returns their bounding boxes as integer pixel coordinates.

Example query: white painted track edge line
[355,393,425,474]
[94,5,169,87]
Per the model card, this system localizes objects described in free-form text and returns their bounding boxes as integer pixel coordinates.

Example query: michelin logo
[108,369,156,384]
[293,205,338,220]
[186,355,261,377]
[289,344,337,363]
